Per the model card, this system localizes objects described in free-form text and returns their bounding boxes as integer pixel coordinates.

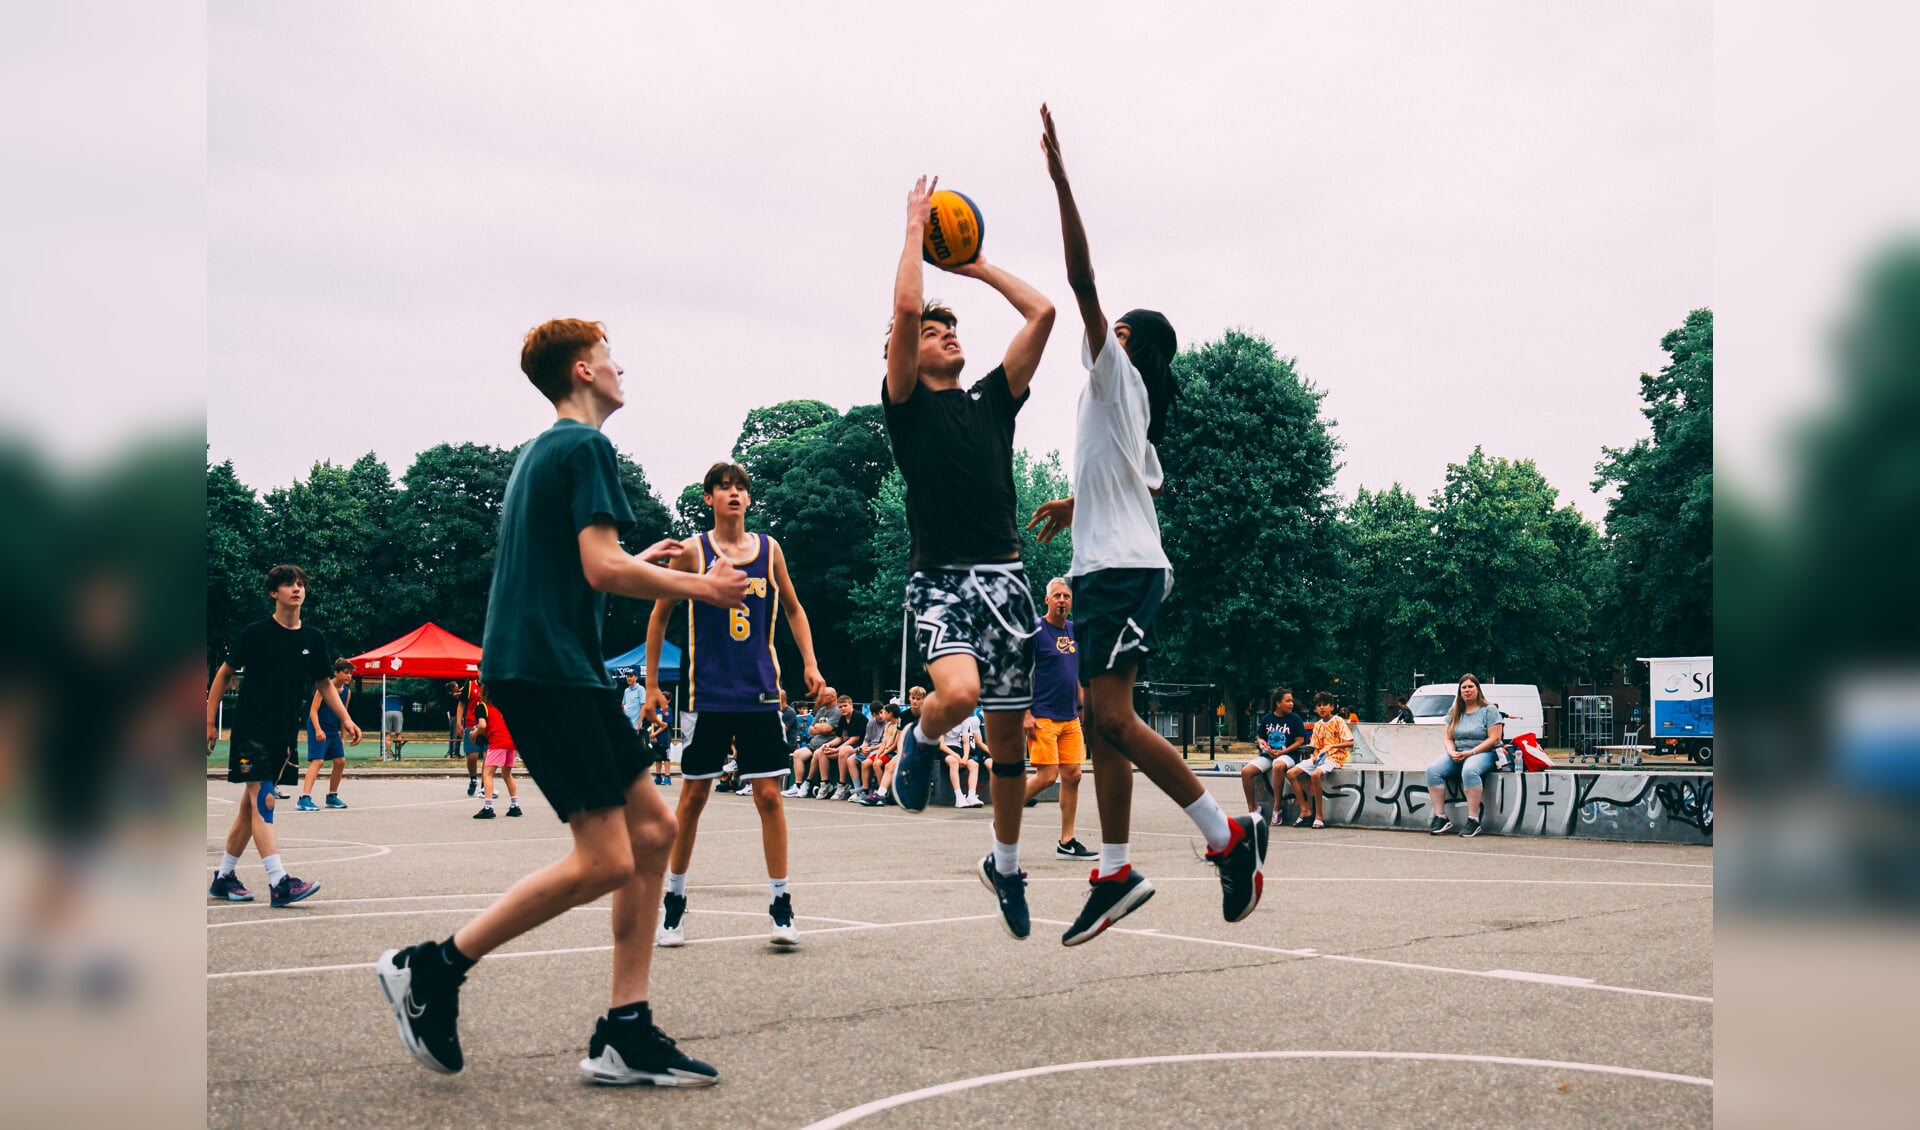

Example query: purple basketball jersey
[687,532,781,711]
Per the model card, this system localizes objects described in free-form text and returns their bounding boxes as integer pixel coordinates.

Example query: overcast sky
[206,1,1709,521]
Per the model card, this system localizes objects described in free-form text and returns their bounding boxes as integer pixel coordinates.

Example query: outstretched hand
[1041,103,1068,184]
[907,174,939,228]
[635,538,684,566]
[1026,496,1076,544]
[703,556,750,609]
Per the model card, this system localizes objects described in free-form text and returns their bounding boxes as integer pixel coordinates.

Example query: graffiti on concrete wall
[1274,770,1712,845]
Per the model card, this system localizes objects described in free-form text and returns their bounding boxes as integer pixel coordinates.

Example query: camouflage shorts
[906,562,1039,712]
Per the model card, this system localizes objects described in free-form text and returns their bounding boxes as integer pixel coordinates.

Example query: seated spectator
[1241,687,1306,821]
[788,687,842,798]
[1286,692,1353,829]
[829,693,867,801]
[858,702,902,804]
[845,700,888,800]
[1389,695,1414,724]
[1424,673,1504,838]
[864,704,905,805]
[941,711,985,808]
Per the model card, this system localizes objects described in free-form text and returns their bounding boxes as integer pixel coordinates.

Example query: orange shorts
[1027,717,1085,766]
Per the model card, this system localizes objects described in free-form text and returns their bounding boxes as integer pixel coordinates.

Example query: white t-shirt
[1069,327,1172,576]
[944,714,982,750]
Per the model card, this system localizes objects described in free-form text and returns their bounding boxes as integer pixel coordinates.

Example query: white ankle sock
[261,853,288,886]
[1098,842,1130,878]
[992,838,1020,876]
[769,877,789,900]
[219,852,240,877]
[666,871,688,897]
[1183,793,1233,852]
[913,722,934,745]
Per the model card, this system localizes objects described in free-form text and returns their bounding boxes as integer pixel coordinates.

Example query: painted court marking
[204,838,392,869]
[800,1050,1711,1128]
[208,906,875,930]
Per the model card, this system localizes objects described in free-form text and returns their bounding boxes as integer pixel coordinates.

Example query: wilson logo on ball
[922,189,984,267]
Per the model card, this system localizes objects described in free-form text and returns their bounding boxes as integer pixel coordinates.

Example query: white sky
[206,1,1711,521]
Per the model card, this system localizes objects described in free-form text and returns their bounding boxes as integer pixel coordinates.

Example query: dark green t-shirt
[481,419,635,688]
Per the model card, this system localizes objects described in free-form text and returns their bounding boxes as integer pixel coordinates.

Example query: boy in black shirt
[881,175,1056,941]
[205,564,360,908]
[375,318,748,1086]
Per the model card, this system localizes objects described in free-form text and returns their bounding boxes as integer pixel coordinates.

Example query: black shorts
[486,681,647,822]
[681,710,789,780]
[228,735,295,785]
[1073,568,1172,684]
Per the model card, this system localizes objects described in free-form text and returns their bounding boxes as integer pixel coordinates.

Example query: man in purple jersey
[644,462,825,948]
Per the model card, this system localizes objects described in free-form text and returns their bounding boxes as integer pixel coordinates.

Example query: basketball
[922,189,984,267]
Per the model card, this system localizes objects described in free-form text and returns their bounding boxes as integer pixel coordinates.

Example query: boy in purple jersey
[644,462,825,948]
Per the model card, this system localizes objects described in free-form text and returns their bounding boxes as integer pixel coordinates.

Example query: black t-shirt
[837,708,866,741]
[226,618,332,744]
[881,365,1028,571]
[1390,706,1414,724]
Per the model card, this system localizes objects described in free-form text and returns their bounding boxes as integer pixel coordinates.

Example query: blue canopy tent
[603,640,682,682]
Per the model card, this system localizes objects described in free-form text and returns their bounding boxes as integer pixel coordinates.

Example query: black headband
[1117,308,1176,359]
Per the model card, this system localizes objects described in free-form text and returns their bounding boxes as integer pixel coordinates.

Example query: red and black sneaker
[1061,865,1156,947]
[1205,813,1268,923]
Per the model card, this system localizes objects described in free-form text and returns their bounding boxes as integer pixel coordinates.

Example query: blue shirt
[1451,705,1505,752]
[1258,711,1305,755]
[687,532,780,712]
[1030,618,1080,721]
[621,683,644,724]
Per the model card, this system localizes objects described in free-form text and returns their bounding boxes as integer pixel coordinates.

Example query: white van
[1406,682,1545,741]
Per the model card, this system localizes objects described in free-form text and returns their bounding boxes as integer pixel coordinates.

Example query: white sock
[1098,842,1131,878]
[913,722,934,745]
[219,852,240,877]
[1184,793,1233,853]
[992,838,1020,876]
[262,853,288,886]
[666,871,688,897]
[769,877,789,900]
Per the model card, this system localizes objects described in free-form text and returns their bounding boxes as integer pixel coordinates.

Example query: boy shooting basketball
[1027,104,1268,945]
[881,173,1056,939]
[643,460,825,948]
[376,319,748,1086]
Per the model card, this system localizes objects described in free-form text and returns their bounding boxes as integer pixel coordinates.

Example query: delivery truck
[1641,655,1713,766]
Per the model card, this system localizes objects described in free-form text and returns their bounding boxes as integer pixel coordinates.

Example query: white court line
[209,907,875,930]
[800,1050,1711,1128]
[208,914,996,979]
[1029,919,1713,1004]
[1134,830,1713,870]
[204,838,392,869]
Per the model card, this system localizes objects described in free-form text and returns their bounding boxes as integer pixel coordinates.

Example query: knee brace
[991,760,1025,779]
[254,784,275,824]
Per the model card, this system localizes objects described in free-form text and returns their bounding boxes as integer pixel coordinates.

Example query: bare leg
[919,653,982,739]
[1427,785,1447,819]
[1269,766,1288,817]
[480,762,495,800]
[1309,772,1325,820]
[1240,763,1260,811]
[224,788,254,857]
[248,782,280,858]
[964,758,979,797]
[1057,763,1082,842]
[607,777,677,1007]
[502,765,517,799]
[1024,764,1058,803]
[983,711,1026,847]
[454,802,644,959]
[328,757,345,795]
[947,756,963,799]
[667,778,714,876]
[1465,784,1483,821]
[1086,724,1133,846]
[1086,666,1204,806]
[300,757,321,798]
[749,777,788,877]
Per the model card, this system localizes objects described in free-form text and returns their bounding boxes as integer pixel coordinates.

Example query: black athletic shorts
[1073,568,1172,684]
[227,734,295,785]
[486,681,646,821]
[681,710,789,780]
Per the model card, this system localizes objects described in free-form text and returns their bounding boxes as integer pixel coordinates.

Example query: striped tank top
[687,532,781,712]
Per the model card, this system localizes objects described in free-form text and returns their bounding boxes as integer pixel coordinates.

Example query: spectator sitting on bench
[941,711,985,809]
[828,693,867,800]
[859,702,902,804]
[1286,692,1352,830]
[1424,673,1504,839]
[1241,687,1306,822]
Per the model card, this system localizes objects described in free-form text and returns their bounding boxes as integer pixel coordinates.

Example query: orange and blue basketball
[922,189,984,267]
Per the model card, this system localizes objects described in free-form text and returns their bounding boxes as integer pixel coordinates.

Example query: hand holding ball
[922,189,984,267]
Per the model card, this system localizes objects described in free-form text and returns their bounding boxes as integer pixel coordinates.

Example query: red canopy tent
[348,623,482,757]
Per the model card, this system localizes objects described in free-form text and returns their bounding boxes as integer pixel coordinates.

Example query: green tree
[262,460,388,656]
[1593,308,1713,661]
[1154,330,1344,717]
[1337,484,1441,713]
[395,443,520,642]
[734,399,839,456]
[1425,447,1597,687]
[206,457,267,665]
[602,452,677,658]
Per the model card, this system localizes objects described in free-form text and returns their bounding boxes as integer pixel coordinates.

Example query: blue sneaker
[325,794,348,809]
[976,855,1030,940]
[296,795,319,811]
[208,872,254,902]
[889,725,936,813]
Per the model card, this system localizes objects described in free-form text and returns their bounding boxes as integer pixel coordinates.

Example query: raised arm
[1041,103,1107,359]
[770,540,826,701]
[885,175,939,406]
[939,255,1055,398]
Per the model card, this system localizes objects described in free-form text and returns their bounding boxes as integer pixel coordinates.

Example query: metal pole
[380,673,388,761]
[898,602,911,703]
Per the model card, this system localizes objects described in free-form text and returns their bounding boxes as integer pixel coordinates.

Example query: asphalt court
[207,777,1713,1128]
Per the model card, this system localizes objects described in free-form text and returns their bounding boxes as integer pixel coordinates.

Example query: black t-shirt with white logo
[226,618,332,744]
[881,365,1027,571]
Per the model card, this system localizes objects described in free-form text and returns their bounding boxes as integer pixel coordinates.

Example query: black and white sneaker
[1461,817,1483,838]
[376,941,465,1074]
[1055,838,1098,860]
[1061,866,1156,946]
[1429,814,1455,835]
[889,726,936,813]
[656,891,688,947]
[1205,813,1268,924]
[769,893,799,946]
[976,855,1031,940]
[580,1013,719,1087]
